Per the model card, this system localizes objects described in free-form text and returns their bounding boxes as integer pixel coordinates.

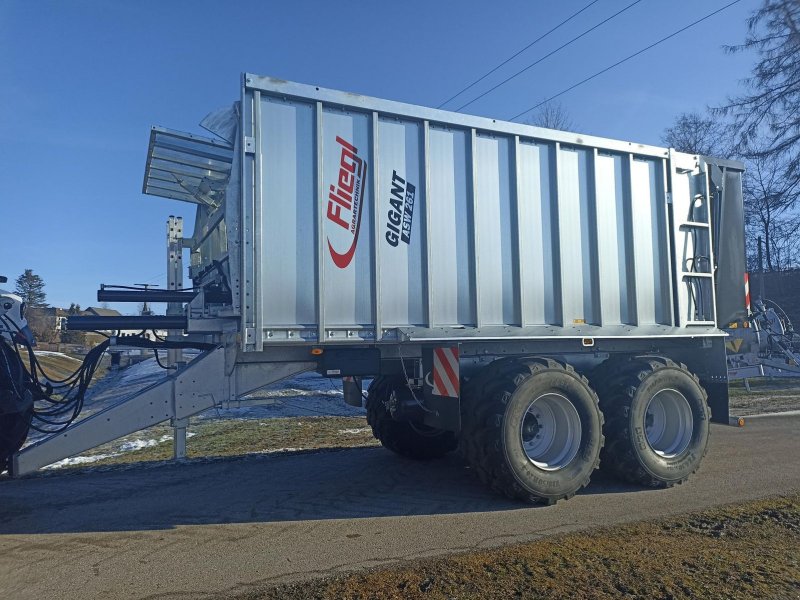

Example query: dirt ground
[241,494,800,600]
[729,378,800,415]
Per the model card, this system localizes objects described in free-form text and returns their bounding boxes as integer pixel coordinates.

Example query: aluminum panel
[517,141,560,325]
[474,134,517,325]
[231,75,734,348]
[321,108,373,327]
[377,118,425,326]
[595,152,634,325]
[428,126,474,325]
[631,158,670,324]
[258,97,316,327]
[557,146,598,325]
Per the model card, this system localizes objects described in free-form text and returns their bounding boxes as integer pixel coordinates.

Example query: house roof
[83,307,122,317]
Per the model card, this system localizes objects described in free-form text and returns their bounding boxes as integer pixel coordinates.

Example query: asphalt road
[1,413,798,600]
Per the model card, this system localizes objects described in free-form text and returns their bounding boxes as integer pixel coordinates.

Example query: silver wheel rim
[645,389,693,458]
[519,393,582,471]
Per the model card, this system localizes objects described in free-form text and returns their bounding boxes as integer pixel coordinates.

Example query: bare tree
[718,0,800,191]
[662,108,800,271]
[527,101,575,131]
[661,112,731,156]
[743,147,800,270]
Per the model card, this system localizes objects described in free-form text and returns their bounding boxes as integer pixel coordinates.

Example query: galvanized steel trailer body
[12,74,746,479]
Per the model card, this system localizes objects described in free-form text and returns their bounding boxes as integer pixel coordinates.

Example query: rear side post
[166,215,186,457]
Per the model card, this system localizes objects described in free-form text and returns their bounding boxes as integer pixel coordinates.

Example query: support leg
[172,417,188,459]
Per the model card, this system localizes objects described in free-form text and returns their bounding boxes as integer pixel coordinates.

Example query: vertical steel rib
[625,152,639,326]
[590,148,602,326]
[553,142,565,326]
[371,112,382,340]
[513,135,525,327]
[423,120,434,328]
[316,102,325,342]
[469,128,481,328]
[252,90,263,351]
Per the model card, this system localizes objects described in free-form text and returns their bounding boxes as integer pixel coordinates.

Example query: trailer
[4,74,747,504]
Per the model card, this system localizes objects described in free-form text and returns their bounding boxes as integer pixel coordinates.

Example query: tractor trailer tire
[366,376,458,460]
[592,356,710,487]
[459,358,604,505]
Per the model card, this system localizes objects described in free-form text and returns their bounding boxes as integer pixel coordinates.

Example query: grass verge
[48,416,378,468]
[240,494,800,600]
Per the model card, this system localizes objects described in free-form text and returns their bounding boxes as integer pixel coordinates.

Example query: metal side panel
[517,140,560,325]
[258,96,317,329]
[427,125,474,326]
[377,117,425,327]
[557,145,599,326]
[630,156,671,325]
[320,107,374,332]
[474,133,517,326]
[595,151,635,325]
[236,75,733,349]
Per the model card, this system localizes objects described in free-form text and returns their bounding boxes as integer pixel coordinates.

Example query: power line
[454,0,645,112]
[437,0,601,109]
[509,0,742,121]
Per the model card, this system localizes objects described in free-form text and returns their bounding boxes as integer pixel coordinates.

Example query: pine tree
[14,269,48,307]
[62,303,86,345]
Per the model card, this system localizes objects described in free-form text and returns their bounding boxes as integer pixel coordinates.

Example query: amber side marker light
[310,348,323,356]
[729,416,746,427]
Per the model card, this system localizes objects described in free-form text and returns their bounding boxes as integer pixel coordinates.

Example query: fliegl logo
[326,136,367,269]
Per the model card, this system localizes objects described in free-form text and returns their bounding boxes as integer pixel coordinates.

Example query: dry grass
[50,416,378,468]
[242,495,800,600]
[33,352,108,382]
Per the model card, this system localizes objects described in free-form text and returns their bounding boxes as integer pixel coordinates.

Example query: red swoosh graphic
[328,161,367,269]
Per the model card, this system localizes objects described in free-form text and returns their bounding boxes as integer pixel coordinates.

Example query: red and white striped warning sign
[432,346,460,398]
[744,272,751,314]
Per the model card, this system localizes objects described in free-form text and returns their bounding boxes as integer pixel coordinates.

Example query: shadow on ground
[0,446,649,535]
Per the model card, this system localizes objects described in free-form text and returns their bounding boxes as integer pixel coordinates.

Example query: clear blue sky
[0,0,757,313]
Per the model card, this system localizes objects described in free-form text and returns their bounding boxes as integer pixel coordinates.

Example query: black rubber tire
[0,341,33,472]
[366,376,458,460]
[591,356,710,488]
[459,357,604,505]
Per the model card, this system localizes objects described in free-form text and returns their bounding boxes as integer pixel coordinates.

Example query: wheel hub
[519,393,582,471]
[644,389,693,458]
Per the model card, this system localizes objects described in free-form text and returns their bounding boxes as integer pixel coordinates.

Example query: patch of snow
[34,351,81,360]
[41,431,198,470]
[118,435,172,452]
[255,447,303,454]
[258,388,343,398]
[119,358,169,383]
[338,428,370,435]
[43,454,115,469]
